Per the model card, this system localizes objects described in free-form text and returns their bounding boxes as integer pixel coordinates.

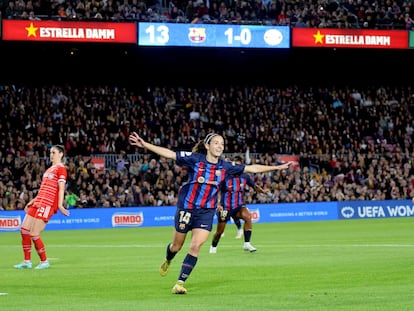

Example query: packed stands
[1,82,414,209]
[1,0,414,29]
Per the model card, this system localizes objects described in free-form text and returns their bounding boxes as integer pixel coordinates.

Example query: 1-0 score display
[138,22,290,48]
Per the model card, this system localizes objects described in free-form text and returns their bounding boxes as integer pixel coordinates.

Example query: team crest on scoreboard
[188,28,206,43]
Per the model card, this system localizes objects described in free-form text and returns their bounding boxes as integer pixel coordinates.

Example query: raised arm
[243,161,293,174]
[129,131,176,160]
[253,184,270,195]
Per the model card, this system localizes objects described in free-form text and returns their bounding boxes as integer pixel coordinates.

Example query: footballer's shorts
[27,205,55,222]
[216,205,244,223]
[174,207,215,233]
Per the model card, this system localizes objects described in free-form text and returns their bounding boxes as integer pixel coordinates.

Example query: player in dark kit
[210,156,269,253]
[129,131,292,294]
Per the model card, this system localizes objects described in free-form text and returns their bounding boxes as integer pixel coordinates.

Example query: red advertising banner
[2,20,137,43]
[292,28,408,49]
[279,155,300,170]
[91,157,105,172]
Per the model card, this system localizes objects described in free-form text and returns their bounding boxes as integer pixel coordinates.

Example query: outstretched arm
[243,161,293,174]
[253,184,270,195]
[129,131,176,160]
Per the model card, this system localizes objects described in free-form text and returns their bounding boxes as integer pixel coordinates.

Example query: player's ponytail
[192,140,207,153]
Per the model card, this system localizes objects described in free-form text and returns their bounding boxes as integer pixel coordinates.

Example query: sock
[166,243,177,261]
[212,234,221,247]
[244,230,252,243]
[178,254,198,283]
[21,227,32,261]
[234,219,242,230]
[32,235,47,262]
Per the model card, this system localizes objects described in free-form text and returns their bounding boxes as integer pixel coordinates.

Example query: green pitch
[1,218,413,311]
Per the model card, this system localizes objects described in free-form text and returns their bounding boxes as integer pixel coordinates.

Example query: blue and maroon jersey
[220,173,255,211]
[175,151,245,210]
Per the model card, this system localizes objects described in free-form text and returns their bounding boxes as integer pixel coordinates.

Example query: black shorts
[174,207,216,233]
[216,206,243,223]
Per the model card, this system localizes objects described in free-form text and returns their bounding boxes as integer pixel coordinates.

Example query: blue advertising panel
[0,207,175,232]
[257,202,337,223]
[0,202,334,232]
[2,200,413,232]
[138,22,290,48]
[337,200,414,219]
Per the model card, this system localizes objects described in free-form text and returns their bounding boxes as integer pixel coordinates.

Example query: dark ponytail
[192,133,220,154]
[192,140,207,153]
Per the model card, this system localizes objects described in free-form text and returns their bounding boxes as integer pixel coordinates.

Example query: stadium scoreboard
[138,22,290,48]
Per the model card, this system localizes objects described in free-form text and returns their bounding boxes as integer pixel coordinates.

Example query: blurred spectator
[65,189,79,209]
[2,0,414,29]
[1,82,414,209]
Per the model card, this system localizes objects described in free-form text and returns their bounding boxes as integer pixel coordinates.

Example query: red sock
[21,227,32,261]
[32,235,47,262]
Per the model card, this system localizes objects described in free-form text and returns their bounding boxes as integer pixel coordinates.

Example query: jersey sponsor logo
[180,151,192,157]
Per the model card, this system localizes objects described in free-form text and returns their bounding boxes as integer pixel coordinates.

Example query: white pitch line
[0,244,413,248]
[0,244,165,248]
[47,244,166,248]
[277,244,414,247]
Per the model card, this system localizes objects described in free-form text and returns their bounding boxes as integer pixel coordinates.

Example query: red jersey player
[14,145,70,270]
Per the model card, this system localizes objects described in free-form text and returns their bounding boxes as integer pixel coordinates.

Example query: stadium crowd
[1,0,414,29]
[1,82,414,210]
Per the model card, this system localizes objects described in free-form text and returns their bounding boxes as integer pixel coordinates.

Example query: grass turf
[1,217,413,311]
